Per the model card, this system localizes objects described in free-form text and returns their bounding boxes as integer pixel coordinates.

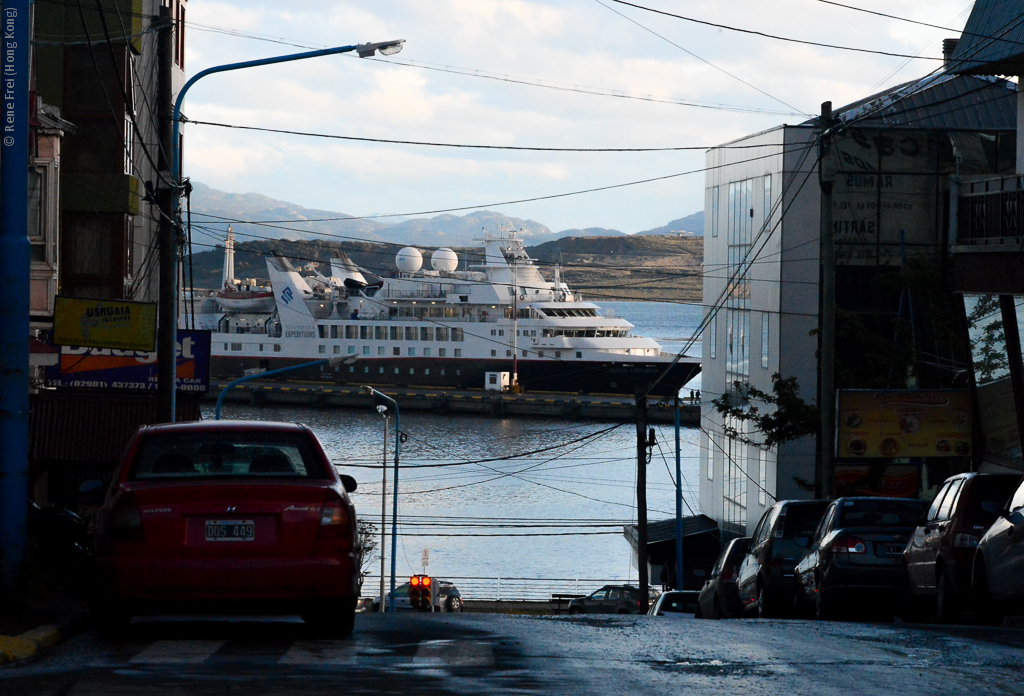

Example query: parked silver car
[973,478,1024,625]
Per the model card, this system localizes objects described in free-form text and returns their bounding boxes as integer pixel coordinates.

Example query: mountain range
[189,182,703,248]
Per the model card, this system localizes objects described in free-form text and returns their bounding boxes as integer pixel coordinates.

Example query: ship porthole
[610,382,616,388]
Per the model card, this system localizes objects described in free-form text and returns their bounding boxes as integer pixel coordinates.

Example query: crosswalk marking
[128,640,227,664]
[277,640,359,666]
[413,639,495,668]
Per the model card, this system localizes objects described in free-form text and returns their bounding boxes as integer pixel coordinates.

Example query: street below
[3,613,1023,695]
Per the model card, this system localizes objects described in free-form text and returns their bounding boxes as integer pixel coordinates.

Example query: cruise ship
[186,230,700,397]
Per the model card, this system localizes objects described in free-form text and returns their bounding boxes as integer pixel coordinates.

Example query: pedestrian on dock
[689,389,695,404]
[696,389,701,402]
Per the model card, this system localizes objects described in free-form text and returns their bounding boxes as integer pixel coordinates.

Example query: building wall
[701,126,819,536]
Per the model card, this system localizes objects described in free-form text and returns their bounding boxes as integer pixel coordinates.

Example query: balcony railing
[954,175,1024,246]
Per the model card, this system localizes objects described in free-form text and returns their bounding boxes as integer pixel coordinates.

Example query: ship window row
[542,329,628,338]
[319,325,464,341]
[323,345,463,358]
[541,308,597,318]
[228,344,282,352]
[333,365,462,377]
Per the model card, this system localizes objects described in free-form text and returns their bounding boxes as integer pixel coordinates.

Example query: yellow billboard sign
[53,296,158,351]
[837,389,972,459]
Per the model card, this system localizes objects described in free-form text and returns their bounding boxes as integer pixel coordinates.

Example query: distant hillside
[187,233,702,302]
[641,210,703,236]
[526,234,702,302]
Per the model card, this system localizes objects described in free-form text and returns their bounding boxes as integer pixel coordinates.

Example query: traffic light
[410,574,432,611]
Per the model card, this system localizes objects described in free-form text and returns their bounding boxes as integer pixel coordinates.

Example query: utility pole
[156,6,177,422]
[635,391,649,609]
[379,410,389,613]
[675,394,683,591]
[818,101,837,499]
[0,0,31,591]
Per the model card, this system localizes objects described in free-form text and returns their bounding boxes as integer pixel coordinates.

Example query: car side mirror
[795,536,809,548]
[340,475,357,493]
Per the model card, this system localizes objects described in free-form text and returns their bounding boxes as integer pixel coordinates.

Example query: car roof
[139,420,310,436]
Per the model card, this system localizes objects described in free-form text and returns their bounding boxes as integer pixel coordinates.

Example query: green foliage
[965,294,1007,383]
[712,373,820,450]
[358,519,379,584]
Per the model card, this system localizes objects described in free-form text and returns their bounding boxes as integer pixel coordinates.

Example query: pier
[208,380,702,424]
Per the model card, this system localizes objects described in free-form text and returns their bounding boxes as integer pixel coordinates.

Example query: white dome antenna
[396,247,423,273]
[431,248,458,273]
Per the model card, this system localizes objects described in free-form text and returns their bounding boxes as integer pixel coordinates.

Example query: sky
[181,0,976,234]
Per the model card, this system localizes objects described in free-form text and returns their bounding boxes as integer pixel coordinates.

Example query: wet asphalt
[2,612,1023,695]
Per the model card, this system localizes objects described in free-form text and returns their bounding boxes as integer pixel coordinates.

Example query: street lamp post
[160,38,405,422]
[214,355,355,420]
[362,386,400,613]
[376,405,389,613]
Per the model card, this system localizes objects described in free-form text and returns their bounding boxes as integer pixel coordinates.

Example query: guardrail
[361,575,637,602]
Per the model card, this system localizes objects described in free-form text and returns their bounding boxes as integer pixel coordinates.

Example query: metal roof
[800,73,1017,131]
[949,0,1024,75]
[622,514,719,549]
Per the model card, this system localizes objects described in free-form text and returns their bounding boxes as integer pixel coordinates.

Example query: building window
[538,351,544,357]
[393,347,401,356]
[452,328,464,342]
[441,369,446,375]
[708,315,717,360]
[723,416,748,534]
[349,366,354,373]
[348,346,356,355]
[405,327,417,341]
[363,346,370,355]
[498,330,504,337]
[439,348,447,357]
[726,309,750,378]
[375,326,385,340]
[707,433,715,480]
[273,345,281,353]
[761,312,769,368]
[408,347,416,357]
[364,366,369,373]
[491,350,497,357]
[758,449,768,505]
[506,350,512,357]
[231,343,242,351]
[223,343,228,350]
[394,367,399,374]
[555,351,561,358]
[360,326,369,340]
[456,369,461,376]
[380,367,385,374]
[345,325,357,340]
[523,350,528,357]
[390,326,399,341]
[454,349,462,357]
[319,345,326,354]
[409,368,415,375]
[330,325,339,339]
[333,345,341,354]
[710,186,720,237]
[318,325,327,339]
[575,351,582,359]
[763,174,773,226]
[423,348,432,357]
[378,346,385,356]
[425,368,430,375]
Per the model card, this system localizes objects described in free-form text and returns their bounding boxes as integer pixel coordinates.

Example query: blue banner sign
[46,330,211,393]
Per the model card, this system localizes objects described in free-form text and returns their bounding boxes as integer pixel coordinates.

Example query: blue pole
[215,358,341,419]
[362,387,400,613]
[675,395,683,591]
[0,0,31,591]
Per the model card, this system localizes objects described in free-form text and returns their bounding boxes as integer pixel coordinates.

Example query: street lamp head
[356,39,405,58]
[376,405,388,415]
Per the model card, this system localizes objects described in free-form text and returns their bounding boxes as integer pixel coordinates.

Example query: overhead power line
[608,0,944,60]
[181,118,790,152]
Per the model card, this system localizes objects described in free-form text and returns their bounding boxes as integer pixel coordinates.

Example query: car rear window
[965,476,1022,526]
[659,594,689,613]
[130,431,325,480]
[781,503,829,539]
[837,499,927,527]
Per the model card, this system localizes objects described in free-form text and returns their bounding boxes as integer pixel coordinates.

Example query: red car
[91,421,360,635]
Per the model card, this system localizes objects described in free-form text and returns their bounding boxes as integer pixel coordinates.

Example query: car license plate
[884,543,904,555]
[205,519,255,542]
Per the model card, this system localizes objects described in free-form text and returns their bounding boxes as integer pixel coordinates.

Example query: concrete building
[700,51,1017,537]
[31,0,187,306]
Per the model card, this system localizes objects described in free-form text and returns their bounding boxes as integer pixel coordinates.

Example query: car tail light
[720,565,734,582]
[317,493,350,540]
[110,493,145,544]
[833,536,866,554]
[954,533,980,548]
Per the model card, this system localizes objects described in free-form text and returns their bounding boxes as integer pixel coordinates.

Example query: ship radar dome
[396,247,423,273]
[431,248,458,273]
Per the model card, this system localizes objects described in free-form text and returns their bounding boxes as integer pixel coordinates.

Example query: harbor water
[205,301,704,587]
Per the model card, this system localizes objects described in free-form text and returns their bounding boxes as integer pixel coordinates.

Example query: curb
[0,612,89,665]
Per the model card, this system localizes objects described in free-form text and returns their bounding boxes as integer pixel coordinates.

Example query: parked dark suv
[737,500,830,617]
[902,472,1022,622]
[567,585,642,614]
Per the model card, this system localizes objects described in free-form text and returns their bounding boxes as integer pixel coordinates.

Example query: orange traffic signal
[411,576,421,586]
[409,574,432,611]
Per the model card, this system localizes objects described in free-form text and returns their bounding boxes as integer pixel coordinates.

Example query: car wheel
[693,603,702,619]
[302,599,356,637]
[90,603,132,638]
[814,579,834,622]
[933,566,959,624]
[973,559,1004,627]
[568,606,582,615]
[712,594,726,620]
[757,585,773,619]
[899,566,928,624]
[447,596,463,613]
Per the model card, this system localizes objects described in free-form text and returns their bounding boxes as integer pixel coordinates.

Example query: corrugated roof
[622,514,719,549]
[949,0,1024,75]
[799,73,1017,130]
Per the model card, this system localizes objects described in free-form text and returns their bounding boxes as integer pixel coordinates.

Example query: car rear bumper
[96,553,356,605]
[825,565,902,594]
